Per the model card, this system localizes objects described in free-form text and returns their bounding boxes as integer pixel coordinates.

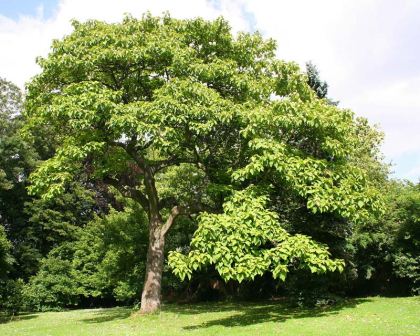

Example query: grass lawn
[0,296,419,335]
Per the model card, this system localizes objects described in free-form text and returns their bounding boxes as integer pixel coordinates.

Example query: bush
[24,256,81,311]
[0,279,25,314]
[393,252,419,295]
[24,199,150,310]
[351,181,419,295]
[72,202,148,304]
[0,224,13,277]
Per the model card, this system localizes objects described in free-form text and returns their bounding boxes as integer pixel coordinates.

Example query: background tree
[352,181,419,295]
[306,61,328,99]
[305,62,338,105]
[16,183,99,278]
[0,77,37,237]
[0,225,13,278]
[25,14,382,313]
[24,196,148,310]
[0,77,35,313]
[0,77,36,276]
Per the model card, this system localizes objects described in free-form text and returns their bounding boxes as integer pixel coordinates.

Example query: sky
[0,0,419,181]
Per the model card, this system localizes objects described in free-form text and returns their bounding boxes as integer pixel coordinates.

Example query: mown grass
[0,296,419,335]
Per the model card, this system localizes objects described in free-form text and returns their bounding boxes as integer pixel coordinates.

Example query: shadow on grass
[0,312,39,324]
[79,298,372,330]
[165,298,372,331]
[81,307,131,324]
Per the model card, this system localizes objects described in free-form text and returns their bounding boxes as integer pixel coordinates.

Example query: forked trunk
[140,216,165,314]
[139,165,180,314]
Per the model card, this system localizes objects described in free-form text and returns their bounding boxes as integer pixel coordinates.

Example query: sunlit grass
[0,296,419,335]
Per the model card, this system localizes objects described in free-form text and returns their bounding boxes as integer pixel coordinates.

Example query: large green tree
[0,77,38,280]
[25,14,382,313]
[0,78,37,225]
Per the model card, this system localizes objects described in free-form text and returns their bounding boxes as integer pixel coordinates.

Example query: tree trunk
[139,167,180,314]
[140,215,165,314]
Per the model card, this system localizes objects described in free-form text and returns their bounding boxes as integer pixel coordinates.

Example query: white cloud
[0,0,419,180]
[0,0,250,88]
[360,78,420,111]
[344,77,420,163]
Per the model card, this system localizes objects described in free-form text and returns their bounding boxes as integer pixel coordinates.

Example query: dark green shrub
[0,279,25,314]
[24,256,80,311]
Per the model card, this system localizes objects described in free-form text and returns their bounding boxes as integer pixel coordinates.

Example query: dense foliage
[169,188,344,282]
[351,182,419,295]
[0,225,13,278]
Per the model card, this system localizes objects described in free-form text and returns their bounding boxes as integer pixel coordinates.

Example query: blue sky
[0,0,419,182]
[0,0,57,19]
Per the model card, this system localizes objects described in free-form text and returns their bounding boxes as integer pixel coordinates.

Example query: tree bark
[139,164,165,314]
[139,205,183,314]
[139,163,183,314]
[140,214,165,314]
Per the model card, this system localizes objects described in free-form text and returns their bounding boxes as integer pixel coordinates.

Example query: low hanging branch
[169,187,345,283]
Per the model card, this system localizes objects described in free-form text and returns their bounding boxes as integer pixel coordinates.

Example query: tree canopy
[24,14,383,313]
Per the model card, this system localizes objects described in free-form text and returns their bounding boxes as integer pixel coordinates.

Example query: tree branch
[160,201,216,238]
[103,176,149,211]
[161,205,185,237]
